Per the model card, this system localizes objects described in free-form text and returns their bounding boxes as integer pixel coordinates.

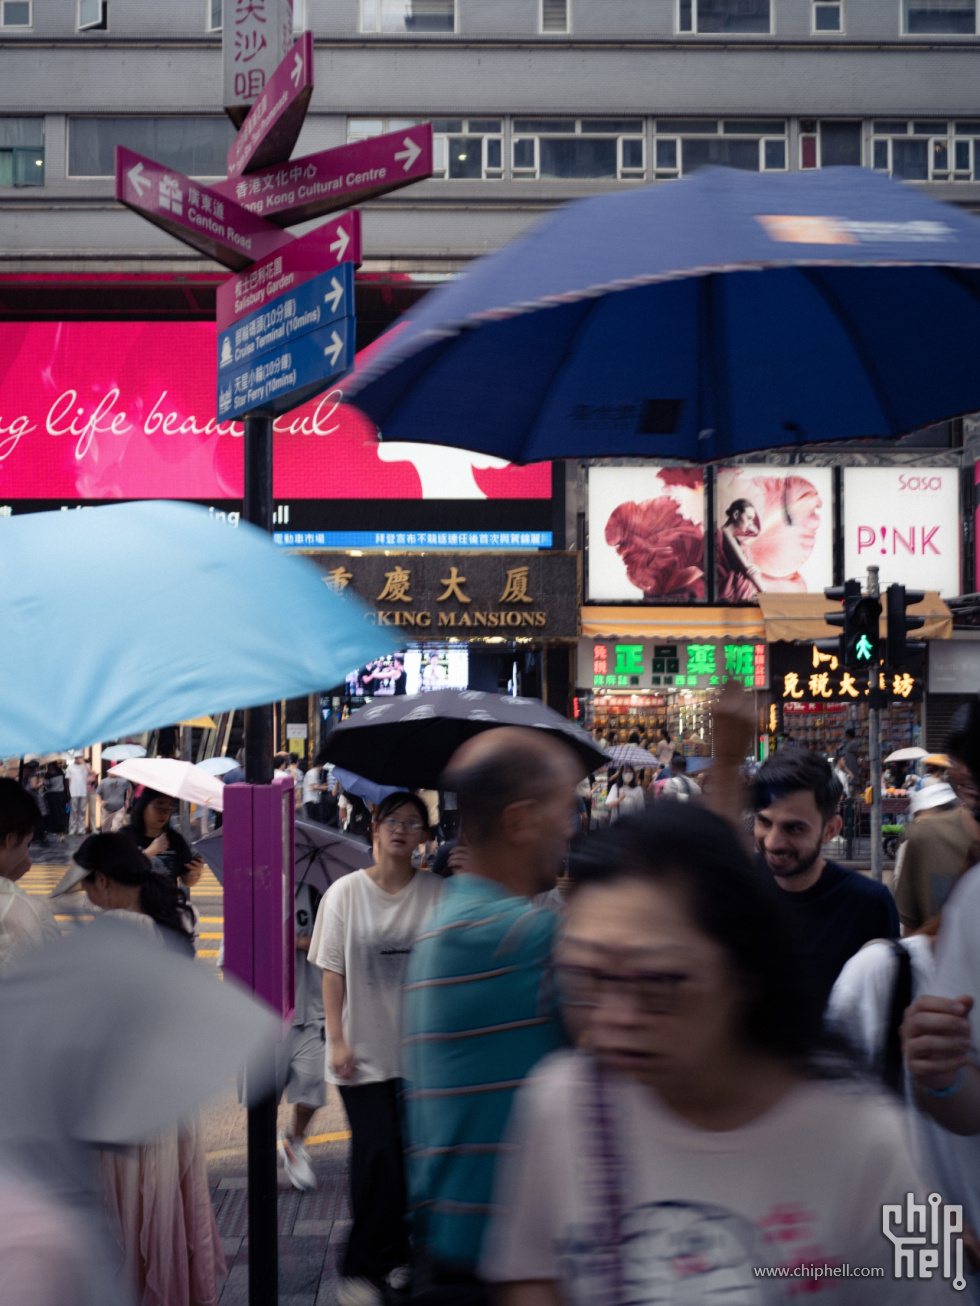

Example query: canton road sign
[223,0,294,128]
[215,212,361,331]
[227,31,314,178]
[213,124,433,227]
[217,263,355,376]
[115,147,290,272]
[218,318,355,421]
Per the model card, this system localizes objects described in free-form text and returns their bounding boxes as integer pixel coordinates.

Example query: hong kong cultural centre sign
[303,552,580,642]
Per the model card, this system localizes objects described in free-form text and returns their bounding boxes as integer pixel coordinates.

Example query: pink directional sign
[214,124,433,228]
[227,31,314,179]
[215,211,362,331]
[116,147,291,272]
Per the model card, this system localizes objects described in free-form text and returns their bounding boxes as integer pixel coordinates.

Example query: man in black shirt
[753,749,899,1011]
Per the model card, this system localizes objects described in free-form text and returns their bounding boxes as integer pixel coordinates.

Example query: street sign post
[227,30,314,177]
[115,146,291,272]
[223,0,294,127]
[215,212,361,331]
[219,317,355,421]
[214,124,433,226]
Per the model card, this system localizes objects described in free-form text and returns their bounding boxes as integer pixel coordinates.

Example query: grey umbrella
[194,818,368,894]
[321,689,609,788]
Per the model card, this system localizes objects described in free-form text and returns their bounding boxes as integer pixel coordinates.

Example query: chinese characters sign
[770,643,924,704]
[223,0,294,127]
[306,552,580,641]
[580,639,768,690]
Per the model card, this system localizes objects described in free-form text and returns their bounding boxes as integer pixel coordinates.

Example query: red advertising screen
[0,322,550,502]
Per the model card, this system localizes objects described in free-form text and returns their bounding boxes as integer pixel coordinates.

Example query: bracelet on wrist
[922,1067,965,1098]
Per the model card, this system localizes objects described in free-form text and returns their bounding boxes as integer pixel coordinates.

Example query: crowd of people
[1,688,979,1304]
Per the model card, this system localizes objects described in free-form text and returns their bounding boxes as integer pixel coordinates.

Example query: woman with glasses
[311,791,442,1306]
[483,804,938,1304]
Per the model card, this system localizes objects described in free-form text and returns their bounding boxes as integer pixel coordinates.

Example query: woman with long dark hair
[605,766,644,824]
[69,835,223,1305]
[125,789,205,889]
[483,805,936,1304]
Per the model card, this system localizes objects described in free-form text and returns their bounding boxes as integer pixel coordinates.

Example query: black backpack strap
[882,941,913,1094]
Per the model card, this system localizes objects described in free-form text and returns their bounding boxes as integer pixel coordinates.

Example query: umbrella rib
[516,295,608,464]
[798,268,903,435]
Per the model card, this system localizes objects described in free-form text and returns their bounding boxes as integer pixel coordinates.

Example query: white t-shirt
[607,784,645,823]
[0,880,60,977]
[301,767,322,805]
[310,867,443,1086]
[483,1051,947,1304]
[66,763,89,799]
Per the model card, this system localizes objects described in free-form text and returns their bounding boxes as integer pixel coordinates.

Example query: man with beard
[752,749,898,1012]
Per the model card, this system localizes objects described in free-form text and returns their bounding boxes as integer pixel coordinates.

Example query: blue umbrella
[346,167,980,462]
[0,501,396,756]
[329,766,408,806]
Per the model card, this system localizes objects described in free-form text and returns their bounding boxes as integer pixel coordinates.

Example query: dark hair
[288,753,300,766]
[74,833,195,954]
[753,748,840,823]
[128,787,173,839]
[659,729,671,743]
[273,753,290,769]
[844,727,855,740]
[0,778,41,843]
[671,752,687,771]
[126,789,193,872]
[571,805,824,1066]
[724,497,755,527]
[373,791,430,832]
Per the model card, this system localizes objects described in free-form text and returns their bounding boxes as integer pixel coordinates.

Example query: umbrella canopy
[194,818,367,893]
[195,756,241,777]
[0,500,396,757]
[605,744,658,769]
[100,743,147,761]
[884,746,929,763]
[109,757,226,810]
[330,765,408,807]
[322,689,609,788]
[345,167,980,463]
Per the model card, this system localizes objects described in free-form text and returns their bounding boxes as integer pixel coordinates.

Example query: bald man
[402,728,583,1300]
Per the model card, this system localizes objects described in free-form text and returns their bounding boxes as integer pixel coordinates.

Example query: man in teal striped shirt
[402,727,583,1300]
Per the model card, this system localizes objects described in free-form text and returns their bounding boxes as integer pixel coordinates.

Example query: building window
[678,0,771,33]
[68,117,236,178]
[512,119,645,180]
[349,117,502,179]
[1,1,32,27]
[542,0,569,30]
[871,120,959,179]
[799,119,861,167]
[904,0,974,31]
[813,0,842,29]
[653,120,786,177]
[361,0,455,32]
[77,0,107,30]
[207,0,222,30]
[0,118,43,186]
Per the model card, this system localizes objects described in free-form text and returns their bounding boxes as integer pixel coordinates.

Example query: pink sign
[214,125,434,228]
[0,321,551,502]
[227,31,314,178]
[115,146,291,272]
[216,213,361,332]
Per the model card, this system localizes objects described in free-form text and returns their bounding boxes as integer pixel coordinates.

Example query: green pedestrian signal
[855,633,874,662]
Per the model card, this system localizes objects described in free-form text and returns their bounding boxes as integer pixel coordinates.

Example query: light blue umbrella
[329,765,408,806]
[0,501,396,756]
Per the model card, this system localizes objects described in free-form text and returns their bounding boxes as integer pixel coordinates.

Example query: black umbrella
[194,818,367,894]
[321,689,609,788]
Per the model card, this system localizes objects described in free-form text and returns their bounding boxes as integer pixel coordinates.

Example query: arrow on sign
[330,225,351,262]
[394,137,422,172]
[324,276,345,313]
[324,330,345,367]
[290,50,303,90]
[127,162,151,198]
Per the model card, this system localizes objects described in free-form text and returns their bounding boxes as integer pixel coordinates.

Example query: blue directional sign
[217,262,355,377]
[218,317,355,421]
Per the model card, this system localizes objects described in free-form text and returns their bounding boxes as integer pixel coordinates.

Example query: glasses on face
[553,961,692,1014]
[380,818,425,833]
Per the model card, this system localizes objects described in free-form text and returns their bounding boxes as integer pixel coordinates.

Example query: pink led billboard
[0,322,550,502]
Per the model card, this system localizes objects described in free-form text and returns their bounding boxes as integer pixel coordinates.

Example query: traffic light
[820,579,860,667]
[886,584,925,669]
[823,580,881,672]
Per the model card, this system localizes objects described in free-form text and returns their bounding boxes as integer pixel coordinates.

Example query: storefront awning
[757,592,952,642]
[581,606,766,641]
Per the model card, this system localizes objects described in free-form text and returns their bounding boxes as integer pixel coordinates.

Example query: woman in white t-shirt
[605,768,645,824]
[310,792,442,1306]
[482,804,944,1305]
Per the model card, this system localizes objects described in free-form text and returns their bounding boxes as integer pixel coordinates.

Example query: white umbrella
[195,756,240,777]
[884,746,928,763]
[108,757,225,810]
[101,743,147,761]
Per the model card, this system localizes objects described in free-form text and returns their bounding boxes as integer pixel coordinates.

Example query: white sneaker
[277,1134,316,1190]
[387,1264,411,1291]
[336,1277,384,1306]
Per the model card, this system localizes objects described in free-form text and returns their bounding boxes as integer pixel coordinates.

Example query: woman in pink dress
[72,834,226,1306]
[717,498,764,602]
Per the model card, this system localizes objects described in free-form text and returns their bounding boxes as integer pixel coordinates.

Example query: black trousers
[337,1078,411,1280]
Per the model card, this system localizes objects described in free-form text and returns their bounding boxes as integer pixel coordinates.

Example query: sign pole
[243,408,278,1306]
[867,564,883,883]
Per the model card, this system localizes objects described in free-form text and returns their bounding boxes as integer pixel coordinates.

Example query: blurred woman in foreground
[71,834,224,1306]
[483,805,942,1304]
